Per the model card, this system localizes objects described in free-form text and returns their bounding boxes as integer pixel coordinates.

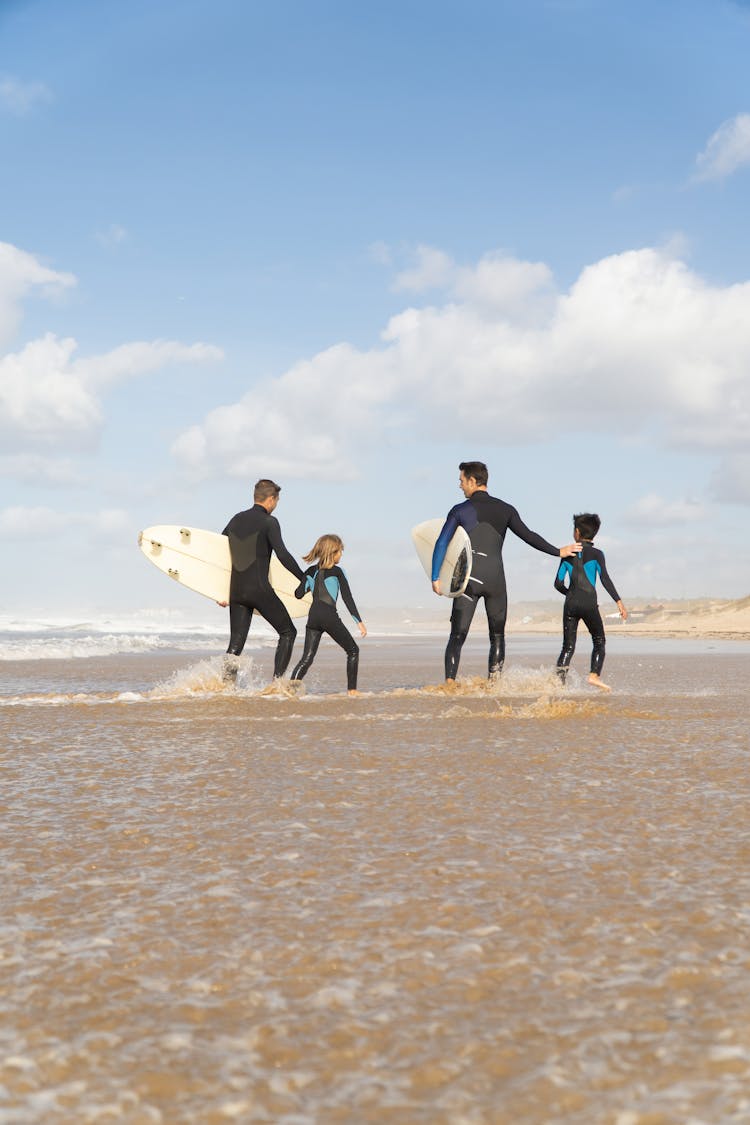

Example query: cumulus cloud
[695,113,750,181]
[171,243,750,487]
[0,333,222,448]
[173,342,398,481]
[392,245,454,292]
[0,241,76,348]
[0,241,224,454]
[622,493,707,528]
[0,76,51,115]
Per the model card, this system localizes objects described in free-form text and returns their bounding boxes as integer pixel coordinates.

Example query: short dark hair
[574,512,601,540]
[459,461,488,487]
[254,479,281,502]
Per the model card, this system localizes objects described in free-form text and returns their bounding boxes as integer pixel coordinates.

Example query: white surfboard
[411,518,472,598]
[138,525,312,619]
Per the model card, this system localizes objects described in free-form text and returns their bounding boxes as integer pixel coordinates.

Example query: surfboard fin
[168,567,180,580]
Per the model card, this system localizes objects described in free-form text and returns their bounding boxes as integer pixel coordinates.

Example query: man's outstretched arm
[267,518,306,581]
[508,508,581,558]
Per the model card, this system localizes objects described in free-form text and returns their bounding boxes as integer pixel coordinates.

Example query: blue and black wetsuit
[432,491,561,680]
[291,565,362,691]
[223,505,305,677]
[554,541,620,679]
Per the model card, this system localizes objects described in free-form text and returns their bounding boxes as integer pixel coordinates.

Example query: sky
[2,0,750,623]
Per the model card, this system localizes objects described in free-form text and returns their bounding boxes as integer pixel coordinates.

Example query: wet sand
[2,636,750,1123]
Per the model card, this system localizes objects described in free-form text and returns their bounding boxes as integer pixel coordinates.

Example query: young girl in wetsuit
[290,535,367,695]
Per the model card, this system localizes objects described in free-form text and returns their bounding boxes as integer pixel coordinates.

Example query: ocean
[2,614,749,1124]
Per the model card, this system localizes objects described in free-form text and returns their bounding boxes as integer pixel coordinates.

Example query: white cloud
[0,242,76,349]
[695,112,750,181]
[622,493,707,528]
[72,339,223,388]
[0,334,223,448]
[0,241,224,453]
[392,245,454,292]
[0,76,51,115]
[172,342,396,481]
[172,243,750,488]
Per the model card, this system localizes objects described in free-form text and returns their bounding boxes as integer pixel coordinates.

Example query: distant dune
[507,595,750,639]
[369,596,750,638]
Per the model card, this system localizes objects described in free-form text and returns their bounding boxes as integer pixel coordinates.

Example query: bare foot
[588,673,612,693]
[348,689,360,697]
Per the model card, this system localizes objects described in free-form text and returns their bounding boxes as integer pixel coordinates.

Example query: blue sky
[2,0,750,621]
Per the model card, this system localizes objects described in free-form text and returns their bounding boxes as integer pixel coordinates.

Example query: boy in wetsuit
[290,534,367,695]
[554,513,627,692]
[221,479,306,683]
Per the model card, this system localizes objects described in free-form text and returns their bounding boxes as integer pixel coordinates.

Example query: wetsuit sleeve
[267,517,306,581]
[431,511,460,581]
[554,560,571,595]
[295,566,314,599]
[335,567,361,623]
[597,552,621,603]
[508,507,560,557]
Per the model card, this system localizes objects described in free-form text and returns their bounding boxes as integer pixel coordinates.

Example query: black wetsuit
[432,492,560,680]
[554,542,620,679]
[222,505,305,678]
[291,565,362,691]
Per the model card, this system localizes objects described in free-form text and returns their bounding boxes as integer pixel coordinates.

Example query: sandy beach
[2,629,750,1123]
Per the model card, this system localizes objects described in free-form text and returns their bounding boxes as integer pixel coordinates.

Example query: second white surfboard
[411,519,472,598]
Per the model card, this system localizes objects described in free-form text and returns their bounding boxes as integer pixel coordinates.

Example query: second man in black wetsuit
[431,461,581,682]
[222,478,306,682]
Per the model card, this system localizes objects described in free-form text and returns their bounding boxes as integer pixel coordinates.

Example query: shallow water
[1,635,750,1123]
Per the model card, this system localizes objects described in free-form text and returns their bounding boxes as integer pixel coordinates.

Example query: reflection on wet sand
[1,638,749,1123]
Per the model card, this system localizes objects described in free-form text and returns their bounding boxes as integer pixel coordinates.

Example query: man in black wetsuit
[431,461,581,682]
[221,479,306,682]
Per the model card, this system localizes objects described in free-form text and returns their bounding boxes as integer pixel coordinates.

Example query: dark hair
[459,461,488,487]
[254,478,281,502]
[574,512,601,540]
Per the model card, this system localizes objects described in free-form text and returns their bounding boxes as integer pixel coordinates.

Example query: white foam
[0,607,279,661]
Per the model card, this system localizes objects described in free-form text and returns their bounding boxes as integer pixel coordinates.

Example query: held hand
[559,543,583,558]
[217,601,228,608]
[432,579,442,596]
[358,621,368,637]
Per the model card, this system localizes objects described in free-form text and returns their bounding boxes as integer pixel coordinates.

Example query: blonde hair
[303,534,344,569]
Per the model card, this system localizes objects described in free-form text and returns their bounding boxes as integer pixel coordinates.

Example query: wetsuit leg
[291,627,323,682]
[581,605,606,676]
[260,593,298,678]
[227,603,253,656]
[556,607,580,682]
[484,593,508,678]
[323,613,360,691]
[236,588,297,677]
[445,594,479,680]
